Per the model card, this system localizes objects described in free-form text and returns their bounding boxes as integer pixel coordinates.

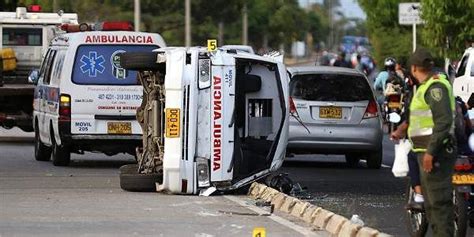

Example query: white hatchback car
[31,23,166,166]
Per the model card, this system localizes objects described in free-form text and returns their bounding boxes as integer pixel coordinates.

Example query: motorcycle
[405,155,473,237]
[383,82,404,134]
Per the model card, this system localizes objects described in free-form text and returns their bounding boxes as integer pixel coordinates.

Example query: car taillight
[388,95,401,102]
[363,99,378,119]
[289,97,296,114]
[59,94,71,121]
[454,163,472,171]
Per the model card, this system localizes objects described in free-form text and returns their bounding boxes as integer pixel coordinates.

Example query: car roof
[288,66,365,77]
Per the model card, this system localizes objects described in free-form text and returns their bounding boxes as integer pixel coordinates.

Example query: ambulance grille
[181,85,190,160]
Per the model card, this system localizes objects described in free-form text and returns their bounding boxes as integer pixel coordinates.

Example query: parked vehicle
[118,47,289,194]
[453,47,474,103]
[287,66,383,168]
[0,6,78,132]
[30,22,166,166]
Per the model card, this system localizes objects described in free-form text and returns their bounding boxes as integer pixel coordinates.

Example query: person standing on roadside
[407,48,456,237]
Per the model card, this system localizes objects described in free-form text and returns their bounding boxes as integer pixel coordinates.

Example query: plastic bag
[392,139,411,177]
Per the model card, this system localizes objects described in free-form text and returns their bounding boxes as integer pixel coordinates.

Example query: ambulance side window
[42,50,57,85]
[38,49,52,84]
[51,50,66,85]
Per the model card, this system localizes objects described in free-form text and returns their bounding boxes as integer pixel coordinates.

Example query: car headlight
[196,157,210,187]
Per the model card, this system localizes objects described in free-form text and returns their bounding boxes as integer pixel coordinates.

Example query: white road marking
[223,195,323,237]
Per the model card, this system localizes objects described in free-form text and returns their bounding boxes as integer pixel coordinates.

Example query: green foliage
[358,0,415,67]
[420,0,474,59]
[5,0,329,51]
[359,0,474,66]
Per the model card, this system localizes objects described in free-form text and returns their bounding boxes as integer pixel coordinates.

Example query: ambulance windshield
[72,45,157,85]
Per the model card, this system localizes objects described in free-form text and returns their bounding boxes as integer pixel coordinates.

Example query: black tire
[51,132,70,166]
[120,52,161,71]
[34,125,51,161]
[345,154,361,168]
[405,181,428,237]
[119,164,162,192]
[454,190,468,237]
[367,150,382,169]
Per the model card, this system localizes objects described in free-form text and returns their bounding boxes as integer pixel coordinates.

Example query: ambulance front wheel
[51,131,70,166]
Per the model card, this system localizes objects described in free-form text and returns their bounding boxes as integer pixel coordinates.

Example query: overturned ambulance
[119,47,289,194]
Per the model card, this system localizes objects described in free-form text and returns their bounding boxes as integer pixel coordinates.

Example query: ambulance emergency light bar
[60,21,134,33]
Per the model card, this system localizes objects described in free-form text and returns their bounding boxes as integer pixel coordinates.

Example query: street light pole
[134,0,140,32]
[242,3,248,45]
[185,0,191,47]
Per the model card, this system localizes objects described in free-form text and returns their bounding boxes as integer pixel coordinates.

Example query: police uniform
[408,49,456,237]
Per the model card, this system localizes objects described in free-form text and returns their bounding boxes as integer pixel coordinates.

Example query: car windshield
[72,44,158,85]
[290,73,372,102]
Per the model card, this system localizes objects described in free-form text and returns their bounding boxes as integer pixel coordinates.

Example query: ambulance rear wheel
[119,164,162,192]
[120,52,161,71]
[51,130,70,166]
[34,124,51,161]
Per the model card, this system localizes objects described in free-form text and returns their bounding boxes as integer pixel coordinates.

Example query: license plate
[107,122,132,134]
[452,173,474,184]
[166,108,180,138]
[388,102,400,108]
[319,107,342,119]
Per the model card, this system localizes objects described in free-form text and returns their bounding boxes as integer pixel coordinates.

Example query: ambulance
[31,22,166,166]
[118,47,289,194]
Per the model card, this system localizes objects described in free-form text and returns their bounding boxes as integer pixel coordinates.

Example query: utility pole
[134,0,140,32]
[242,3,248,45]
[53,0,58,12]
[185,0,191,47]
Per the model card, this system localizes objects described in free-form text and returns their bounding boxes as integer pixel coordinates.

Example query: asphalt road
[281,135,407,235]
[0,141,328,237]
[281,134,474,237]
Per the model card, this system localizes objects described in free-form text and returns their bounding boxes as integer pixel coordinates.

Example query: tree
[358,0,413,66]
[420,0,474,59]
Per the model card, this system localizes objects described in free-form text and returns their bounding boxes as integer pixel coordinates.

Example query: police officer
[407,48,456,236]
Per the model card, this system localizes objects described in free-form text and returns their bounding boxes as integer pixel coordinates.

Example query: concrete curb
[247,182,392,237]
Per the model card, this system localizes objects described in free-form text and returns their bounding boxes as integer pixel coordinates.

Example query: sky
[299,0,367,19]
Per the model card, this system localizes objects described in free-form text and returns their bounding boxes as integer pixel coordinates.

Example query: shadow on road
[69,159,136,169]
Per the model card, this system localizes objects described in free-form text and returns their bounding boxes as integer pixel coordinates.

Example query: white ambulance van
[31,22,166,166]
[118,47,289,194]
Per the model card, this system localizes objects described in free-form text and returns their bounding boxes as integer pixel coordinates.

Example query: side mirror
[28,70,39,85]
[388,112,401,123]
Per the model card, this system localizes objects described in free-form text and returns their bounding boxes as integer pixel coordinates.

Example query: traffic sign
[399,2,423,25]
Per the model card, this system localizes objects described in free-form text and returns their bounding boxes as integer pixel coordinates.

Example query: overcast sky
[299,0,366,19]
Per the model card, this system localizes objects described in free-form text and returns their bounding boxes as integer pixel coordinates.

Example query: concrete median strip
[248,182,392,237]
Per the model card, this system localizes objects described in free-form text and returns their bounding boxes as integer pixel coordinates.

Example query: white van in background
[453,47,474,102]
[31,22,166,166]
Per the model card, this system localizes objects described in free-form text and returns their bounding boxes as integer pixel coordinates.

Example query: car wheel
[367,150,382,169]
[34,125,51,161]
[345,154,360,168]
[119,164,162,192]
[51,133,70,166]
[120,52,162,71]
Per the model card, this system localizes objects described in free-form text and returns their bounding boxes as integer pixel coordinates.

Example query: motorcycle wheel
[454,189,468,237]
[405,181,428,237]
